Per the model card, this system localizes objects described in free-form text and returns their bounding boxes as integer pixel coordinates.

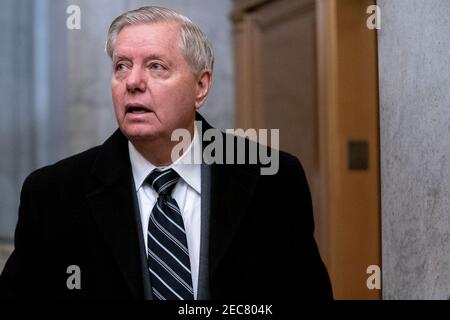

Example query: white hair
[106,6,214,74]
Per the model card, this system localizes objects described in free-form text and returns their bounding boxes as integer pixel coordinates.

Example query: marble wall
[379,0,450,299]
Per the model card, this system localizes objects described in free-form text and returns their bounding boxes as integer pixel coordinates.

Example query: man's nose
[126,66,147,93]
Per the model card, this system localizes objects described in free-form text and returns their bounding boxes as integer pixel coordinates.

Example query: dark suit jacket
[0,113,332,299]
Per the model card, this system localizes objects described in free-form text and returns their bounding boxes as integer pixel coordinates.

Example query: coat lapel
[208,163,259,278]
[196,113,260,282]
[86,130,144,299]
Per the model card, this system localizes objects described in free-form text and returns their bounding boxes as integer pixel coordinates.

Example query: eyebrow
[113,52,169,63]
[112,54,129,62]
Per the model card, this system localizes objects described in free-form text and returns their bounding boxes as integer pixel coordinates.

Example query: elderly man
[0,6,332,300]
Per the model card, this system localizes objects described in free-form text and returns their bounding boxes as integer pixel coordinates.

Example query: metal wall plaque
[348,141,369,170]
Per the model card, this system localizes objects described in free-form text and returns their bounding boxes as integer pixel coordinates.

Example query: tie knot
[146,168,180,195]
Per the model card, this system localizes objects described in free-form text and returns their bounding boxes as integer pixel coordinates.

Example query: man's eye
[115,63,127,71]
[151,63,165,70]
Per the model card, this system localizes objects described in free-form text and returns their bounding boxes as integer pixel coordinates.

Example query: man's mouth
[125,103,152,114]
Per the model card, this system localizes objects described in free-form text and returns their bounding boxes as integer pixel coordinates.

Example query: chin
[121,126,161,142]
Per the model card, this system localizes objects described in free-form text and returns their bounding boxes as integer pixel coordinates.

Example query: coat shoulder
[24,145,102,189]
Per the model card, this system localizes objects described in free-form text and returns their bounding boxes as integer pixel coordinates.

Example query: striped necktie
[145,168,194,300]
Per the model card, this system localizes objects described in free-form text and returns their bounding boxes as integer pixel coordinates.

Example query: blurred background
[2,0,449,300]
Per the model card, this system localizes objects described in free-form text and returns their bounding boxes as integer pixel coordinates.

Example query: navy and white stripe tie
[146,168,194,300]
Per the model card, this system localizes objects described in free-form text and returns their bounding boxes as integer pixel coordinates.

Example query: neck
[131,123,195,167]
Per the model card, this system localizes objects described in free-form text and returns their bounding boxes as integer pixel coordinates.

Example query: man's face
[111,22,202,143]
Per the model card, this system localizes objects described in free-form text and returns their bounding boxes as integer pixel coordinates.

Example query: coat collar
[86,129,144,299]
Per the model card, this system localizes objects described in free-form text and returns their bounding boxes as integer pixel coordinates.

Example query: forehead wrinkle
[113,23,182,62]
[117,22,181,49]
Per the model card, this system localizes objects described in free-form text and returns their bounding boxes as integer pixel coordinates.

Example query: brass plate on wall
[348,140,369,170]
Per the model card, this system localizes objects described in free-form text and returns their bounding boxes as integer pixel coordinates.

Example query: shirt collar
[128,123,201,194]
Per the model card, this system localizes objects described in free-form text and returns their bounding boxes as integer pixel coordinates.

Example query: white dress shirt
[128,125,202,299]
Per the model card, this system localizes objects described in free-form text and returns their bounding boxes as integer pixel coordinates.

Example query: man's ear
[194,70,212,109]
